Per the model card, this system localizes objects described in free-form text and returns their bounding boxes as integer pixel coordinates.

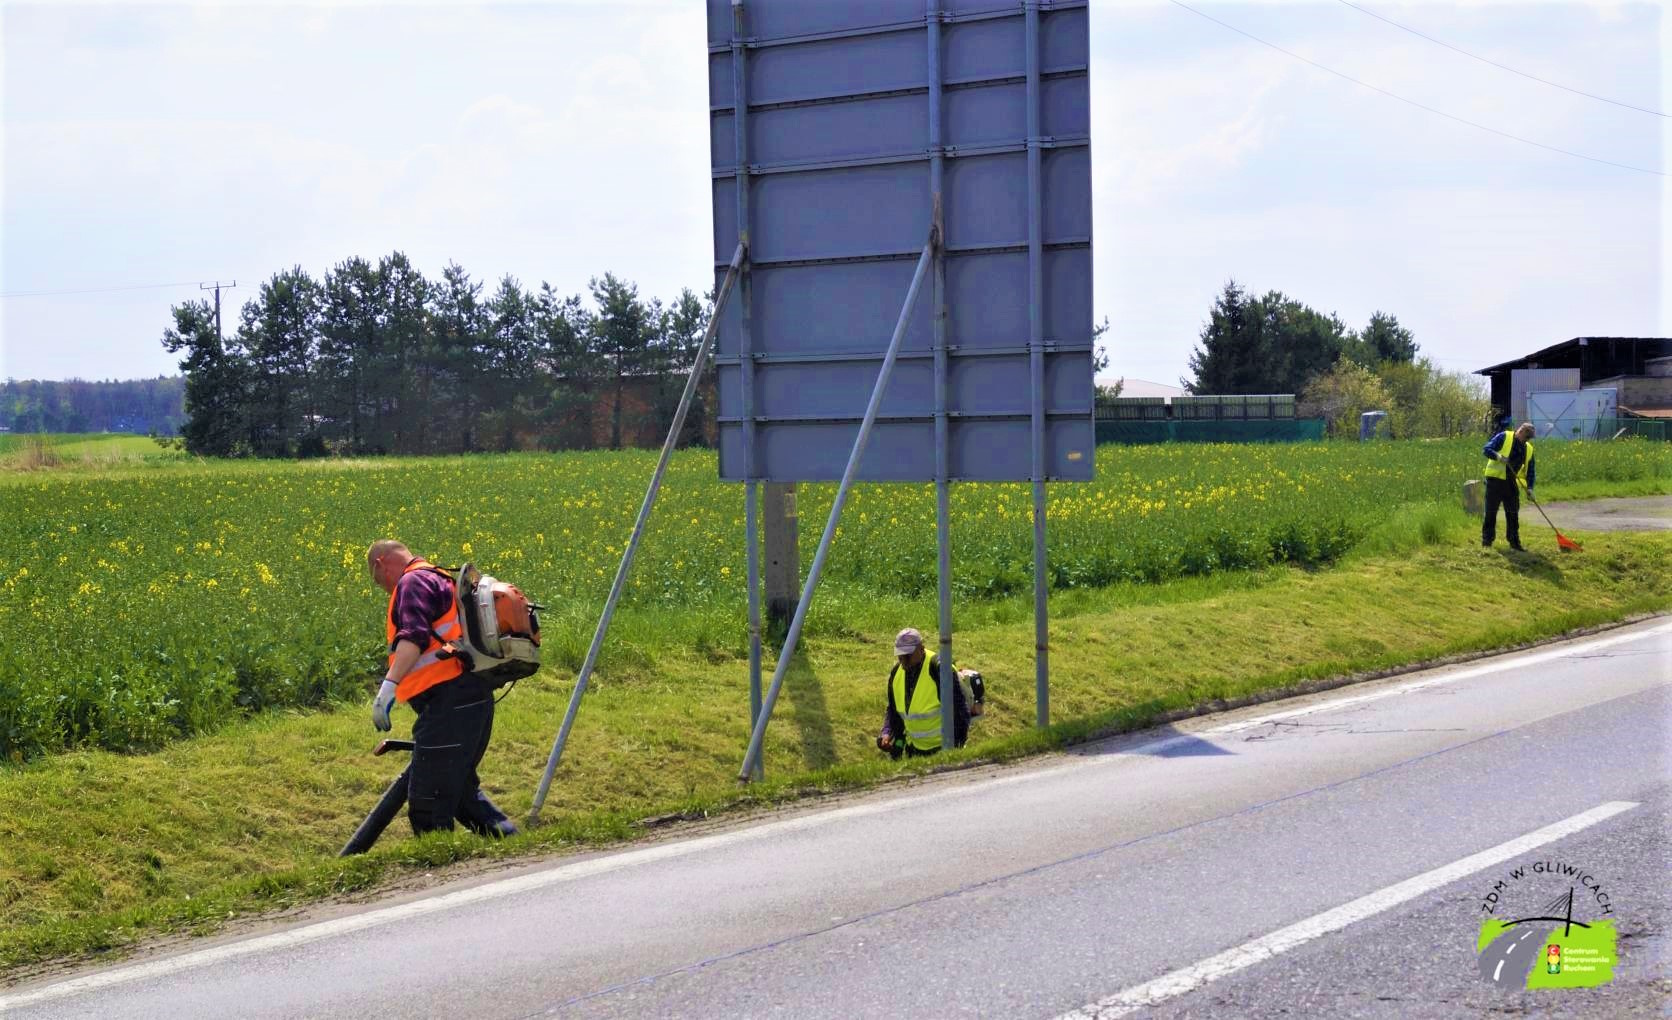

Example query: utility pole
[200,281,237,342]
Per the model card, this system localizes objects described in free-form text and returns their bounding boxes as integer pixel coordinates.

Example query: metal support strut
[529,244,746,824]
[738,238,937,782]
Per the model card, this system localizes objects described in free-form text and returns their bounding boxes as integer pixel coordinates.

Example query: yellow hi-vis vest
[1483,432,1533,484]
[892,652,945,753]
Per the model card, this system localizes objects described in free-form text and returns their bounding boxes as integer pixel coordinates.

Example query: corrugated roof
[1476,337,1672,375]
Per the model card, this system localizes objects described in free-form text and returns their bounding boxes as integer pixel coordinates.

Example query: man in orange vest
[368,539,516,838]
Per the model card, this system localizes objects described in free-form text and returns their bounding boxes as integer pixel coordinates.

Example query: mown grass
[1,505,1667,976]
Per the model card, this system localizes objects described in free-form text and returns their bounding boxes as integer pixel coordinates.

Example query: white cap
[894,628,923,655]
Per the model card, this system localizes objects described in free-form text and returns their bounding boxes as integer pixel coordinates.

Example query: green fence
[1096,396,1168,420]
[1097,394,1297,421]
[1533,416,1670,442]
[1096,419,1327,444]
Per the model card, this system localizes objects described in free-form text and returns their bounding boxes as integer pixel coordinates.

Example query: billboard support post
[745,482,762,779]
[738,240,936,782]
[927,0,956,751]
[1025,0,1049,727]
[732,0,765,781]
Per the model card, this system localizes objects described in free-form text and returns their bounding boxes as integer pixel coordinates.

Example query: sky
[1,0,1666,388]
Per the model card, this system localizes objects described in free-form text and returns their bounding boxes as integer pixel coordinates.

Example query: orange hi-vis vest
[385,560,465,702]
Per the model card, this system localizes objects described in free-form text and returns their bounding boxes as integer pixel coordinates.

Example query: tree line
[164,260,1489,455]
[1185,280,1489,437]
[1,377,185,435]
[162,252,713,457]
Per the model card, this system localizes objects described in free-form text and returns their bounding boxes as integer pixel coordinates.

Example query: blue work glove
[372,679,399,732]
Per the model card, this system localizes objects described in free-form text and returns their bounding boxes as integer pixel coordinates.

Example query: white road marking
[1494,960,1506,981]
[1196,620,1672,740]
[3,623,1664,1012]
[1051,801,1638,1019]
[1507,942,1517,954]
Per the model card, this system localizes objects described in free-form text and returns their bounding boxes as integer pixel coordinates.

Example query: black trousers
[407,673,513,836]
[1482,477,1521,548]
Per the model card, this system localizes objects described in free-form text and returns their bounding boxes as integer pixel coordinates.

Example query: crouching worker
[367,539,517,839]
[876,627,982,759]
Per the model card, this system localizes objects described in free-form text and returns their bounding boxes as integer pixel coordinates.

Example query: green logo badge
[1477,860,1618,989]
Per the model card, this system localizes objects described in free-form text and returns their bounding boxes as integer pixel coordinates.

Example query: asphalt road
[4,618,1668,1019]
[1538,494,1672,533]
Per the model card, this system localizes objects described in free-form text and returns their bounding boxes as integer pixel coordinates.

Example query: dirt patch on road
[1539,495,1672,532]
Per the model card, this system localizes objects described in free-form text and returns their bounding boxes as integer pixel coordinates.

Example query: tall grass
[13,436,61,470]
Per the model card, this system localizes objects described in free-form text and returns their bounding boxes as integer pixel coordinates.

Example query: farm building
[1476,337,1672,437]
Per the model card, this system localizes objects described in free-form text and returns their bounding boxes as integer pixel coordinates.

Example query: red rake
[1526,491,1583,552]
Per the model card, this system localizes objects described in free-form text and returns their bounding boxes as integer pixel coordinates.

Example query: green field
[0,432,184,469]
[0,438,1668,972]
[2,438,1668,762]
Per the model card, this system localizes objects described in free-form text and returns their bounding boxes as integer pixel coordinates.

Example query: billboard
[707,0,1093,482]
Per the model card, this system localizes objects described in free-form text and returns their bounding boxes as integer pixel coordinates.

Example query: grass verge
[1,507,1668,978]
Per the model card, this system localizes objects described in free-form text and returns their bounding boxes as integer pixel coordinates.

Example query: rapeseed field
[2,438,1664,760]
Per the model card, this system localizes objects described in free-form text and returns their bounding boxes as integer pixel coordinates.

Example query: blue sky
[2,1,1665,386]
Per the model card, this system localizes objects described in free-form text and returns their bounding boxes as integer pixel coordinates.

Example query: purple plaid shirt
[389,563,455,650]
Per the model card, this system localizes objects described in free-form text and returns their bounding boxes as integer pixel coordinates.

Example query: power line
[0,279,225,299]
[1334,0,1667,118]
[1169,0,1664,178]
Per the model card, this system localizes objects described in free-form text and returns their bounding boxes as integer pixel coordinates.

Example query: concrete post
[764,482,799,635]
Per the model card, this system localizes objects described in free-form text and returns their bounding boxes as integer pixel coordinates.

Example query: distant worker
[877,628,982,759]
[367,539,517,838]
[1481,422,1536,551]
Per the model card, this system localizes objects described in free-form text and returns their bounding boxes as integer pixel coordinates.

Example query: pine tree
[161,300,250,456]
